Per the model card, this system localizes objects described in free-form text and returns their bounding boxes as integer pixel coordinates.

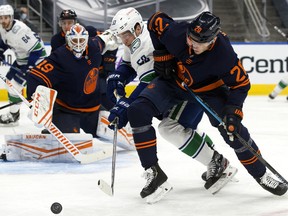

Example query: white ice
[0,96,287,216]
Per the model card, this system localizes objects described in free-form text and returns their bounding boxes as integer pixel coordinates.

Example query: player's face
[118,30,135,47]
[0,15,12,30]
[59,19,76,33]
[186,35,212,55]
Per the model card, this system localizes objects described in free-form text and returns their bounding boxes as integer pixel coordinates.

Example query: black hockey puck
[50,202,62,214]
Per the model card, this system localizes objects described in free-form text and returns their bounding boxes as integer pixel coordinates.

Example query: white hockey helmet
[110,7,144,37]
[0,4,14,18]
[66,23,89,59]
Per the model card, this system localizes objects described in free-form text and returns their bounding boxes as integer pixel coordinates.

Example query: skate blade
[145,181,173,204]
[208,165,238,195]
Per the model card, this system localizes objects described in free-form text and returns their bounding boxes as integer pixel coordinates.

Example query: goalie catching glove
[153,49,177,79]
[108,97,132,130]
[222,105,243,139]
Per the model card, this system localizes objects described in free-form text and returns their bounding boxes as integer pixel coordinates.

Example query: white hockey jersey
[121,23,156,83]
[0,20,46,65]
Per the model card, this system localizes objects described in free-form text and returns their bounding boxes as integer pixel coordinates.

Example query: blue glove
[108,97,131,130]
[6,64,28,85]
[106,73,126,103]
[222,105,243,141]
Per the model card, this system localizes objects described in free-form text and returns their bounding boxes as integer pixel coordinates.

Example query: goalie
[6,23,134,162]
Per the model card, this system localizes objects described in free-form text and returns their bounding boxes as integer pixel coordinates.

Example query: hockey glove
[99,50,117,78]
[106,73,126,103]
[108,97,132,130]
[153,49,177,80]
[222,106,243,141]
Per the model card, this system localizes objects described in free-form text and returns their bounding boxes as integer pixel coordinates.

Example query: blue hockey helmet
[59,9,77,20]
[187,11,220,43]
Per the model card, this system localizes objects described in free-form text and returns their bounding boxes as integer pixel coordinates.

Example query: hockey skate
[140,163,173,204]
[268,93,275,100]
[204,151,238,194]
[255,172,287,196]
[0,111,20,126]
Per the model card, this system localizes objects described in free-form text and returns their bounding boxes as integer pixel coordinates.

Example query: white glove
[98,29,120,54]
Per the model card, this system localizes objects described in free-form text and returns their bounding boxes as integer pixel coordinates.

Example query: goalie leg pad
[96,111,135,150]
[3,133,96,163]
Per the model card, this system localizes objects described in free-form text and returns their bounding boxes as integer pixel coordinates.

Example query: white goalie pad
[96,111,135,151]
[3,133,110,163]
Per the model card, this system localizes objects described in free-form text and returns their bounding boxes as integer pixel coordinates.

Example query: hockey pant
[158,100,216,166]
[128,98,215,169]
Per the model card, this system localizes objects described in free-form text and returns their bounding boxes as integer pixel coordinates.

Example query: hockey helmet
[0,4,14,17]
[110,7,144,37]
[59,9,77,20]
[187,11,220,43]
[66,24,89,59]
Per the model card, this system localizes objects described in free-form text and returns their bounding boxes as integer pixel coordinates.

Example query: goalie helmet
[110,7,144,37]
[66,24,89,59]
[187,11,220,43]
[0,4,14,18]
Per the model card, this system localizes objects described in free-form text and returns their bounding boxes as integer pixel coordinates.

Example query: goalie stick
[98,117,119,196]
[182,82,288,186]
[0,73,112,164]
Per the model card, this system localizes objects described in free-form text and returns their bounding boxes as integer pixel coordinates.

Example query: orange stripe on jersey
[55,99,101,112]
[154,54,174,62]
[230,79,250,89]
[135,139,156,150]
[192,80,224,93]
[240,150,261,165]
[30,69,52,88]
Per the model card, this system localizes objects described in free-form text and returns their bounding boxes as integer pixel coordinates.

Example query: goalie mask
[110,7,144,37]
[66,24,89,59]
[0,4,14,30]
[187,11,220,43]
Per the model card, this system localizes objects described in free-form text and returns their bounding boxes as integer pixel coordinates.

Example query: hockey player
[26,24,118,138]
[51,9,116,111]
[0,4,47,126]
[128,10,286,197]
[268,76,288,100]
[107,7,237,203]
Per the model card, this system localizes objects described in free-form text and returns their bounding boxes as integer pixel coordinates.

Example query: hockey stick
[260,14,288,41]
[0,58,27,75]
[182,82,288,185]
[0,101,21,110]
[98,117,119,196]
[0,73,112,164]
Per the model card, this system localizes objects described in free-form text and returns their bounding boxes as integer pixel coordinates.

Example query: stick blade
[79,148,113,164]
[98,179,113,196]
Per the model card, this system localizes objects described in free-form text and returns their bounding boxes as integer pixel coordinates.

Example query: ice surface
[0,96,287,216]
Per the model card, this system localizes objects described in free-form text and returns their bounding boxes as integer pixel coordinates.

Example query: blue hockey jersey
[148,12,250,107]
[27,37,104,112]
